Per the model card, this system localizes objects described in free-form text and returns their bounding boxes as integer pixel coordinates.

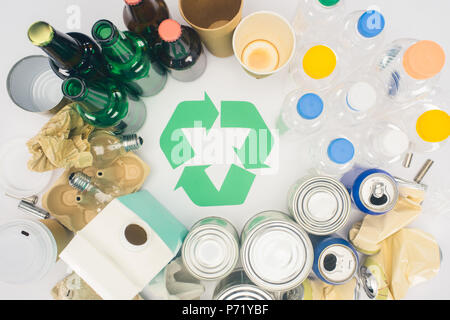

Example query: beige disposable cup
[179,0,243,58]
[233,11,296,79]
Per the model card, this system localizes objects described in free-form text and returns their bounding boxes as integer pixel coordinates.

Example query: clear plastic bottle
[338,10,386,75]
[373,39,446,103]
[293,0,346,40]
[277,90,328,137]
[400,97,449,154]
[88,130,144,169]
[327,72,386,126]
[290,42,340,91]
[360,121,410,167]
[311,132,358,177]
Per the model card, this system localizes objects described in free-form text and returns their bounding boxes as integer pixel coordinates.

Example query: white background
[0,0,449,300]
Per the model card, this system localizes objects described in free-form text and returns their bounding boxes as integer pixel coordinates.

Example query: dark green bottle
[62,77,146,134]
[91,19,167,97]
[27,21,109,81]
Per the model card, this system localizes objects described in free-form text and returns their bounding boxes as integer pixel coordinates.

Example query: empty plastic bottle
[338,10,386,75]
[327,72,386,126]
[373,39,446,103]
[360,121,410,167]
[293,0,346,40]
[277,90,328,137]
[88,131,144,169]
[311,132,358,177]
[290,42,340,91]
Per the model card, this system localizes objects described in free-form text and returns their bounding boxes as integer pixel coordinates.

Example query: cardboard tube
[232,11,296,79]
[179,0,243,58]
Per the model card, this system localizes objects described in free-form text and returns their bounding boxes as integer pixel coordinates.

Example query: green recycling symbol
[160,93,274,207]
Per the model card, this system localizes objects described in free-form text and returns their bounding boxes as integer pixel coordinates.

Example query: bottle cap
[28,21,54,47]
[327,138,355,164]
[303,45,337,80]
[296,93,324,120]
[158,19,182,43]
[416,110,450,143]
[380,129,410,157]
[403,40,446,80]
[346,82,377,112]
[357,10,385,38]
[318,0,340,7]
[124,0,142,5]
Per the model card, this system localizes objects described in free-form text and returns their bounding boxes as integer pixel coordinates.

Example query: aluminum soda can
[288,175,351,235]
[341,167,399,215]
[182,217,240,281]
[312,236,359,285]
[213,269,275,300]
[241,211,314,292]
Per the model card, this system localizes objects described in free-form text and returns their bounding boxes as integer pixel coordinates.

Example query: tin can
[213,269,275,300]
[182,217,240,281]
[241,211,314,292]
[341,167,399,215]
[288,175,351,235]
[312,236,359,285]
[281,279,313,300]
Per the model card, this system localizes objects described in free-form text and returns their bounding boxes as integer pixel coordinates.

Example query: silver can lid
[215,284,275,300]
[318,244,358,284]
[359,173,399,213]
[292,176,351,235]
[182,224,239,281]
[241,218,314,292]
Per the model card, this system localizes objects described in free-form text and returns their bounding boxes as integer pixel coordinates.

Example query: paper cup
[0,219,72,284]
[179,0,243,58]
[233,11,296,79]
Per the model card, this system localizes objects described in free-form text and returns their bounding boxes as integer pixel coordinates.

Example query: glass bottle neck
[127,0,156,24]
[164,34,190,60]
[99,27,135,64]
[41,29,83,69]
[63,78,113,113]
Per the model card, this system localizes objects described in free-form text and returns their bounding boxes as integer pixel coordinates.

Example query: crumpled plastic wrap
[27,104,95,172]
[51,272,142,300]
[348,186,425,255]
[363,228,440,300]
[143,258,205,300]
[305,278,357,300]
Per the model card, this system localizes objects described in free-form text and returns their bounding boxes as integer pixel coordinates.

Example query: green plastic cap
[318,0,340,7]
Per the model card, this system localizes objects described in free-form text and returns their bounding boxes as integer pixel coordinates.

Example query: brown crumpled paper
[51,272,142,300]
[348,186,425,255]
[364,228,440,300]
[305,278,357,300]
[27,104,94,172]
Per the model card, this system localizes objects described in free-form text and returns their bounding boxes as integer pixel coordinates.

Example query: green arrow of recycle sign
[160,93,274,207]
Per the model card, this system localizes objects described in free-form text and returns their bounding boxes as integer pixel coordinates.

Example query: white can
[182,217,240,281]
[288,175,351,235]
[241,211,314,292]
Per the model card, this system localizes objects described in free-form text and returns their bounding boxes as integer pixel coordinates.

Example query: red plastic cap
[124,0,143,5]
[158,19,182,42]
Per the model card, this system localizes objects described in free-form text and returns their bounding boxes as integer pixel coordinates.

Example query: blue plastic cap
[296,93,324,120]
[327,138,355,164]
[357,10,385,38]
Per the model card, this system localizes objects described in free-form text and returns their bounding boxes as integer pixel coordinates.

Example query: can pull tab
[369,182,389,206]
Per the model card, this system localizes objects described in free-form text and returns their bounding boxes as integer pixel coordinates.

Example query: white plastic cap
[346,82,377,112]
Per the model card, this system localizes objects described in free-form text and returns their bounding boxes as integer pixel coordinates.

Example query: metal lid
[292,176,351,235]
[215,284,275,300]
[318,244,358,284]
[241,218,313,292]
[182,224,239,281]
[358,265,378,299]
[357,171,399,214]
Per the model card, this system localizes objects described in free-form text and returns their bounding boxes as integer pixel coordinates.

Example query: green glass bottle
[91,19,167,97]
[62,77,146,134]
[27,21,109,81]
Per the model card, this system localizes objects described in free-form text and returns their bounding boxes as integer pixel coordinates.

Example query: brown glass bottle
[123,0,170,48]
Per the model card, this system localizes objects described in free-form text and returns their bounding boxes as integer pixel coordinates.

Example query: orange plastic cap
[158,19,182,42]
[403,40,446,80]
[124,0,142,5]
